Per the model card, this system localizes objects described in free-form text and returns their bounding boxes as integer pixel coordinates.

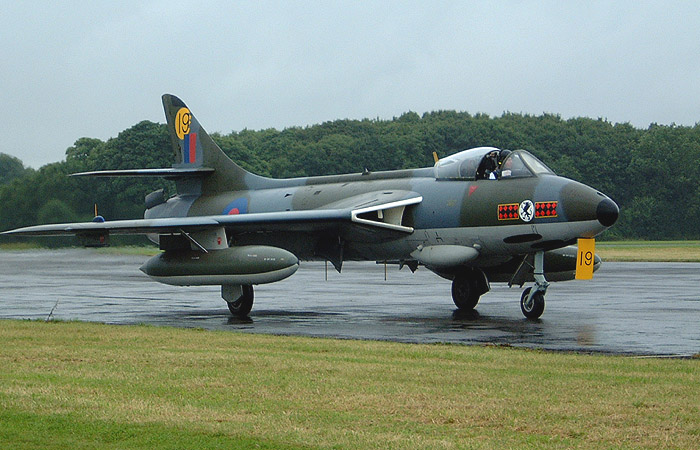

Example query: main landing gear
[222,284,254,317]
[451,268,489,311]
[519,251,549,320]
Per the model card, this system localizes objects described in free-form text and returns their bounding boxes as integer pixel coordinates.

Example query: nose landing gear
[520,251,548,319]
[521,287,545,319]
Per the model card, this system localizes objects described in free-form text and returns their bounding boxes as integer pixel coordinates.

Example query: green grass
[597,240,700,262]
[0,242,43,251]
[0,320,697,449]
[89,245,159,256]
[0,243,159,256]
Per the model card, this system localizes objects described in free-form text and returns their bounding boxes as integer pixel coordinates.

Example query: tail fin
[162,94,270,194]
[72,95,273,196]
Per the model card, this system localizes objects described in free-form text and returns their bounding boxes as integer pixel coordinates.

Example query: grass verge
[597,240,700,262]
[0,244,159,256]
[0,320,697,449]
[0,242,43,251]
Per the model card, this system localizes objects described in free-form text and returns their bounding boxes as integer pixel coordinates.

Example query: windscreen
[519,151,554,175]
[499,151,554,178]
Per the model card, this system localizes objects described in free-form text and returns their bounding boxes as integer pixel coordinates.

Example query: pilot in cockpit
[476,150,499,179]
[476,149,512,179]
[493,149,512,178]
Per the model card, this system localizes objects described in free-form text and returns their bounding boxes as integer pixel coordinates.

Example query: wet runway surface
[1,249,699,356]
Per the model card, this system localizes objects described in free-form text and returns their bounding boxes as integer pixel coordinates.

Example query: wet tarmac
[1,249,698,356]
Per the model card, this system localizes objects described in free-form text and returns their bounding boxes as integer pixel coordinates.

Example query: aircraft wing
[0,210,351,236]
[1,193,422,238]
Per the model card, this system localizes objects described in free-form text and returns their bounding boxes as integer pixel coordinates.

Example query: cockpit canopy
[434,147,554,180]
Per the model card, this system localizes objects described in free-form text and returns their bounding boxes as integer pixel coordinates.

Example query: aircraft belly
[392,221,602,262]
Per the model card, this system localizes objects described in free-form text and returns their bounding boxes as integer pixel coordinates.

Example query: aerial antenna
[432,152,439,163]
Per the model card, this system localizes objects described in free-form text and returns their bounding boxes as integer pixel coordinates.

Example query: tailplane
[73,94,272,195]
[162,94,271,194]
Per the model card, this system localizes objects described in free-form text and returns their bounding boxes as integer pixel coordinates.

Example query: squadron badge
[518,200,534,222]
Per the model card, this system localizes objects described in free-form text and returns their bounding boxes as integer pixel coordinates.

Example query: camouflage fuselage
[149,166,611,268]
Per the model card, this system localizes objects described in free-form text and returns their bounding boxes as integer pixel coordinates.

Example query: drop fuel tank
[140,245,299,286]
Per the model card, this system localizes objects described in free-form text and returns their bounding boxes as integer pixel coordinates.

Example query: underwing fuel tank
[140,245,299,286]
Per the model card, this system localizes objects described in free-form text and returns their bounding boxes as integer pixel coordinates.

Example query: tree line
[1,111,699,243]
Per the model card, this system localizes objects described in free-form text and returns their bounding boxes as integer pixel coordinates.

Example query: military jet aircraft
[2,95,619,319]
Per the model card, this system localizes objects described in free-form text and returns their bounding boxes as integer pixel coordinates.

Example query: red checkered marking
[498,203,520,220]
[535,201,558,218]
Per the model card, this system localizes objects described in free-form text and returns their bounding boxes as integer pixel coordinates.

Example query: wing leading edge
[1,195,423,238]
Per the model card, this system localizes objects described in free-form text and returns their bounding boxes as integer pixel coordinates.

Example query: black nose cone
[597,198,619,227]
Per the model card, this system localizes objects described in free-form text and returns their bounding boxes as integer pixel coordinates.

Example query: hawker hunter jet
[2,95,619,319]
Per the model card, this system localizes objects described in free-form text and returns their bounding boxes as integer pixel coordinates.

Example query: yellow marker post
[575,238,596,280]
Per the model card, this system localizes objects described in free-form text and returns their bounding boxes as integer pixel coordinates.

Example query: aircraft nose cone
[596,198,619,227]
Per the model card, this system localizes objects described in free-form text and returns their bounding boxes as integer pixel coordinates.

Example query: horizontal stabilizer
[71,168,215,178]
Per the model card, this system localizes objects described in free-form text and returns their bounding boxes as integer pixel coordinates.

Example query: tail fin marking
[71,95,277,196]
[162,94,274,194]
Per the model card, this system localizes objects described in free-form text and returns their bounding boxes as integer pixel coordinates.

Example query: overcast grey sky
[1,1,699,168]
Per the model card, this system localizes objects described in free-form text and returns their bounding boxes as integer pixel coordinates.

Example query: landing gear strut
[520,251,548,319]
[222,284,254,317]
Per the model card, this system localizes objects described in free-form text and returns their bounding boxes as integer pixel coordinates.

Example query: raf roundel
[518,200,534,222]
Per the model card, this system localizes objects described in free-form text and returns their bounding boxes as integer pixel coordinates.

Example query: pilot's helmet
[498,149,512,164]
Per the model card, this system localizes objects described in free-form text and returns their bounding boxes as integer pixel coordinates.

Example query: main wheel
[227,285,254,317]
[451,275,481,310]
[520,287,545,319]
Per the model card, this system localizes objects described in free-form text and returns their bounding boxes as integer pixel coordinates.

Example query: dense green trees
[1,111,699,242]
[0,153,31,186]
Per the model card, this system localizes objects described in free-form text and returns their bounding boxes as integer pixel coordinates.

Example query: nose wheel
[520,287,545,319]
[520,250,548,319]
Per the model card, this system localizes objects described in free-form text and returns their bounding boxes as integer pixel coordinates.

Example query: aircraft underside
[137,217,605,320]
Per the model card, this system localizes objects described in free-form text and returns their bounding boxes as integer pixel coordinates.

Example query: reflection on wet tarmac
[1,249,699,356]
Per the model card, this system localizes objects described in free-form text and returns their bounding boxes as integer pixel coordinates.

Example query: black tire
[451,275,480,310]
[227,285,254,317]
[520,287,545,319]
